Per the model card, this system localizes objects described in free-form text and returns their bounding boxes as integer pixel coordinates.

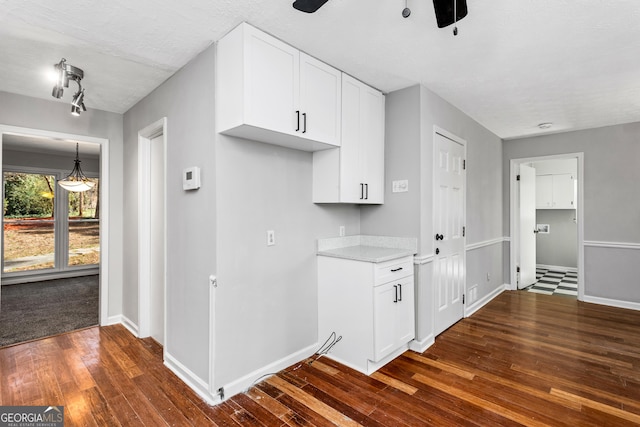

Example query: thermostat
[183,166,201,190]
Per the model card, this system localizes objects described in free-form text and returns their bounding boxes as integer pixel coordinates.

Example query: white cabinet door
[373,282,397,362]
[245,25,299,137]
[536,175,553,208]
[395,277,415,345]
[553,174,575,208]
[339,75,363,202]
[360,84,385,204]
[299,53,341,146]
[373,276,415,362]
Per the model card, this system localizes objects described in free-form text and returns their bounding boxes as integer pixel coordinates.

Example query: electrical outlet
[267,230,275,246]
[392,180,409,193]
[339,226,345,237]
[486,273,491,282]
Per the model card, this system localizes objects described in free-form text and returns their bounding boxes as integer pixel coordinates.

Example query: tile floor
[525,268,578,296]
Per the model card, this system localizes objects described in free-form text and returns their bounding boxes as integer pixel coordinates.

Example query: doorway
[138,118,167,346]
[433,128,466,336]
[0,124,110,326]
[509,153,584,299]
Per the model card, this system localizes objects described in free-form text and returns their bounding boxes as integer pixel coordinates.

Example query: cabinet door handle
[295,110,300,132]
[365,183,369,200]
[360,183,364,200]
[398,284,402,302]
[393,285,398,303]
[302,112,307,133]
[390,267,403,272]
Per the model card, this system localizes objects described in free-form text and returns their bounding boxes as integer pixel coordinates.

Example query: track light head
[51,58,87,116]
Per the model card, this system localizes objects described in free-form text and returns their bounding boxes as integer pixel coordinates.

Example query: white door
[519,164,536,289]
[433,132,465,336]
[299,53,341,146]
[149,136,165,344]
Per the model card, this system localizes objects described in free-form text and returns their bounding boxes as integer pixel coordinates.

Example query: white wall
[0,91,124,317]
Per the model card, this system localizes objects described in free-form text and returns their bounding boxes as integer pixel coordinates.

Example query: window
[2,170,100,276]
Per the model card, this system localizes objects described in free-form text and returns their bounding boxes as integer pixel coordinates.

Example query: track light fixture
[51,58,87,116]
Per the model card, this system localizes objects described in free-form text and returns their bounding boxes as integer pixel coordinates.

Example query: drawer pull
[390,267,403,272]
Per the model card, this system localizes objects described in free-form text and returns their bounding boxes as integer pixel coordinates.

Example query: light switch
[392,180,409,193]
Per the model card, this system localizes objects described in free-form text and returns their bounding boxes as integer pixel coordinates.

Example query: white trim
[222,343,317,401]
[582,295,640,312]
[107,314,139,337]
[536,264,577,273]
[1,268,99,286]
[466,237,505,252]
[509,153,584,300]
[465,285,505,317]
[413,254,434,265]
[0,124,110,326]
[409,336,434,353]
[165,351,219,405]
[137,118,167,346]
[209,275,216,397]
[584,241,640,250]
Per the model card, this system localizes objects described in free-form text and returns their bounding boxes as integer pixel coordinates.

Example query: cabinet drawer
[374,256,413,286]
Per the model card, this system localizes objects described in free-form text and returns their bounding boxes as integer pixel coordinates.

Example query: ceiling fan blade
[292,0,329,13]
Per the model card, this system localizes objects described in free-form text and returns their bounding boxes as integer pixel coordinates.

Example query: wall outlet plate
[392,180,409,193]
[267,230,275,246]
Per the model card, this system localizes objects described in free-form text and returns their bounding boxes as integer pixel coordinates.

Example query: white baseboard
[536,264,577,273]
[165,351,219,405]
[221,343,318,402]
[119,315,139,337]
[409,336,434,353]
[465,284,505,317]
[582,295,640,312]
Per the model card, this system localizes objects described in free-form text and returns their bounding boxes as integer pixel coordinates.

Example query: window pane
[68,178,100,266]
[3,172,56,273]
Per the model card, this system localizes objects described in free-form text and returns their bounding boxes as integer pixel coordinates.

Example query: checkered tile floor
[525,268,578,297]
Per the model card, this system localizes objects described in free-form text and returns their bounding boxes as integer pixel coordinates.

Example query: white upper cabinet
[216,23,341,151]
[536,173,576,209]
[313,74,385,204]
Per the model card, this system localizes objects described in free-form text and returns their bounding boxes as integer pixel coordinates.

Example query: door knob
[435,248,440,255]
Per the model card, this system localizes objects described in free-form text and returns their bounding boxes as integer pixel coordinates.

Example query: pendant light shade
[58,143,96,192]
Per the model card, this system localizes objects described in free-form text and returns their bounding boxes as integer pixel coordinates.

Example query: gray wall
[214,136,360,387]
[536,209,577,268]
[361,84,504,342]
[503,122,640,302]
[3,149,100,174]
[123,46,217,382]
[0,91,124,316]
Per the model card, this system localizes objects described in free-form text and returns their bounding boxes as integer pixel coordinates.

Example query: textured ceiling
[1,0,639,139]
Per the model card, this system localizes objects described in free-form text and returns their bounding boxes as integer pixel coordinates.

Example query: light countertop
[317,235,417,263]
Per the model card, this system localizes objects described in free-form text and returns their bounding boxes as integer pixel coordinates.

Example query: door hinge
[462,226,466,237]
[462,294,465,304]
[517,266,521,273]
[516,174,521,181]
[463,160,466,170]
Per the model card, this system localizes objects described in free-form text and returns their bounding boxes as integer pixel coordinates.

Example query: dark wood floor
[2,291,640,426]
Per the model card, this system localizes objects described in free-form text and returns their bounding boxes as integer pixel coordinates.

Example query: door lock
[435,234,444,240]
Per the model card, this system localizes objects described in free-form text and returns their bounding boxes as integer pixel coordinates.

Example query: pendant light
[58,143,96,192]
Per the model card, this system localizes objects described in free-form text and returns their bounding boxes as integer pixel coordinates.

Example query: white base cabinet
[318,255,415,375]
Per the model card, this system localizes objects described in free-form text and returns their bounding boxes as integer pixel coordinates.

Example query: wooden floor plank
[2,291,640,425]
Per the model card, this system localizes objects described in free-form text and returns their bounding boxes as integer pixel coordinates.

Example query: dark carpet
[0,275,98,347]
